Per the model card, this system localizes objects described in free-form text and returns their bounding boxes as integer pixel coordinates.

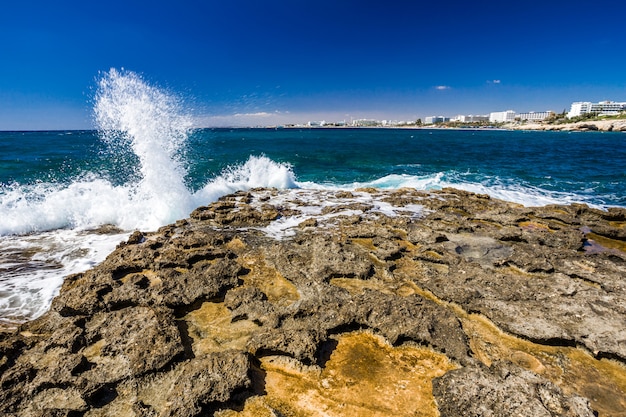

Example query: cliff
[1,188,625,416]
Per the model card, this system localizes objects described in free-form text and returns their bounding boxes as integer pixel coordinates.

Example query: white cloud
[435,85,451,90]
[195,110,291,127]
[487,79,501,84]
[232,112,274,118]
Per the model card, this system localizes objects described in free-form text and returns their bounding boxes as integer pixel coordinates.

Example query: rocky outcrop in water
[1,188,625,416]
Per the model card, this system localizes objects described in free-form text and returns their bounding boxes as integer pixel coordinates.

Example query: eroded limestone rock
[2,188,625,416]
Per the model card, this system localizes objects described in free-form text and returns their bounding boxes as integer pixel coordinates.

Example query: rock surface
[1,188,625,416]
[507,119,626,132]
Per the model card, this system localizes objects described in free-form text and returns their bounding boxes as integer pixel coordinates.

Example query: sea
[1,69,625,327]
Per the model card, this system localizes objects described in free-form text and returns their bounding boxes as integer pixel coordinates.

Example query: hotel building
[489,110,516,123]
[424,116,450,124]
[516,111,554,122]
[567,101,626,118]
[452,114,490,123]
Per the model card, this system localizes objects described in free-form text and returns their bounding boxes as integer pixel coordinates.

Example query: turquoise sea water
[3,127,625,216]
[1,69,625,324]
[187,127,626,206]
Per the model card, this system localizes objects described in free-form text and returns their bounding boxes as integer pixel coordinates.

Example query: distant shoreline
[278,125,507,131]
[275,116,626,132]
[277,124,622,133]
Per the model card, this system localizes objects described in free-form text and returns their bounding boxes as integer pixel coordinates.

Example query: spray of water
[92,68,298,229]
[94,68,195,227]
[0,68,300,236]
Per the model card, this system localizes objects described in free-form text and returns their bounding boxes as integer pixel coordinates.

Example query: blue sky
[1,0,625,129]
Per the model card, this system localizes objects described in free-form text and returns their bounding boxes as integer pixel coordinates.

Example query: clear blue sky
[1,0,625,129]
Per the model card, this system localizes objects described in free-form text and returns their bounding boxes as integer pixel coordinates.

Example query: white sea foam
[302,172,607,210]
[1,179,131,235]
[0,229,128,325]
[194,155,298,205]
[0,69,193,235]
[94,68,196,229]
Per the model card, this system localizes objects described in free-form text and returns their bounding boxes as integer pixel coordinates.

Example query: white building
[424,116,450,124]
[352,119,379,127]
[516,111,554,122]
[567,101,626,118]
[489,110,516,123]
[452,114,490,123]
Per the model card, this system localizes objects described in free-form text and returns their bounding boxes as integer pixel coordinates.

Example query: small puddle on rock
[584,232,626,254]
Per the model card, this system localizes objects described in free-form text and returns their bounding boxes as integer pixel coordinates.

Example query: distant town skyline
[1,0,626,130]
[256,100,626,128]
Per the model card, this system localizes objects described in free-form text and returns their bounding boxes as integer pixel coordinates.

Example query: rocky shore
[1,188,625,416]
[506,119,626,132]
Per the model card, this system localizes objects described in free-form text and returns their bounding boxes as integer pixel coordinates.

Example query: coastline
[278,120,626,132]
[505,118,626,132]
[1,187,625,416]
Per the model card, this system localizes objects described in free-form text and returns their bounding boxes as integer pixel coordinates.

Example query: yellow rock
[219,331,457,417]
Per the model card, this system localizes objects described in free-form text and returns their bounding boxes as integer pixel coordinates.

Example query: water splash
[196,155,298,203]
[0,70,196,235]
[94,68,195,228]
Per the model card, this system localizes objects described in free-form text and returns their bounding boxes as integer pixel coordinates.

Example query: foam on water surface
[243,189,428,240]
[317,172,610,210]
[0,228,128,325]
